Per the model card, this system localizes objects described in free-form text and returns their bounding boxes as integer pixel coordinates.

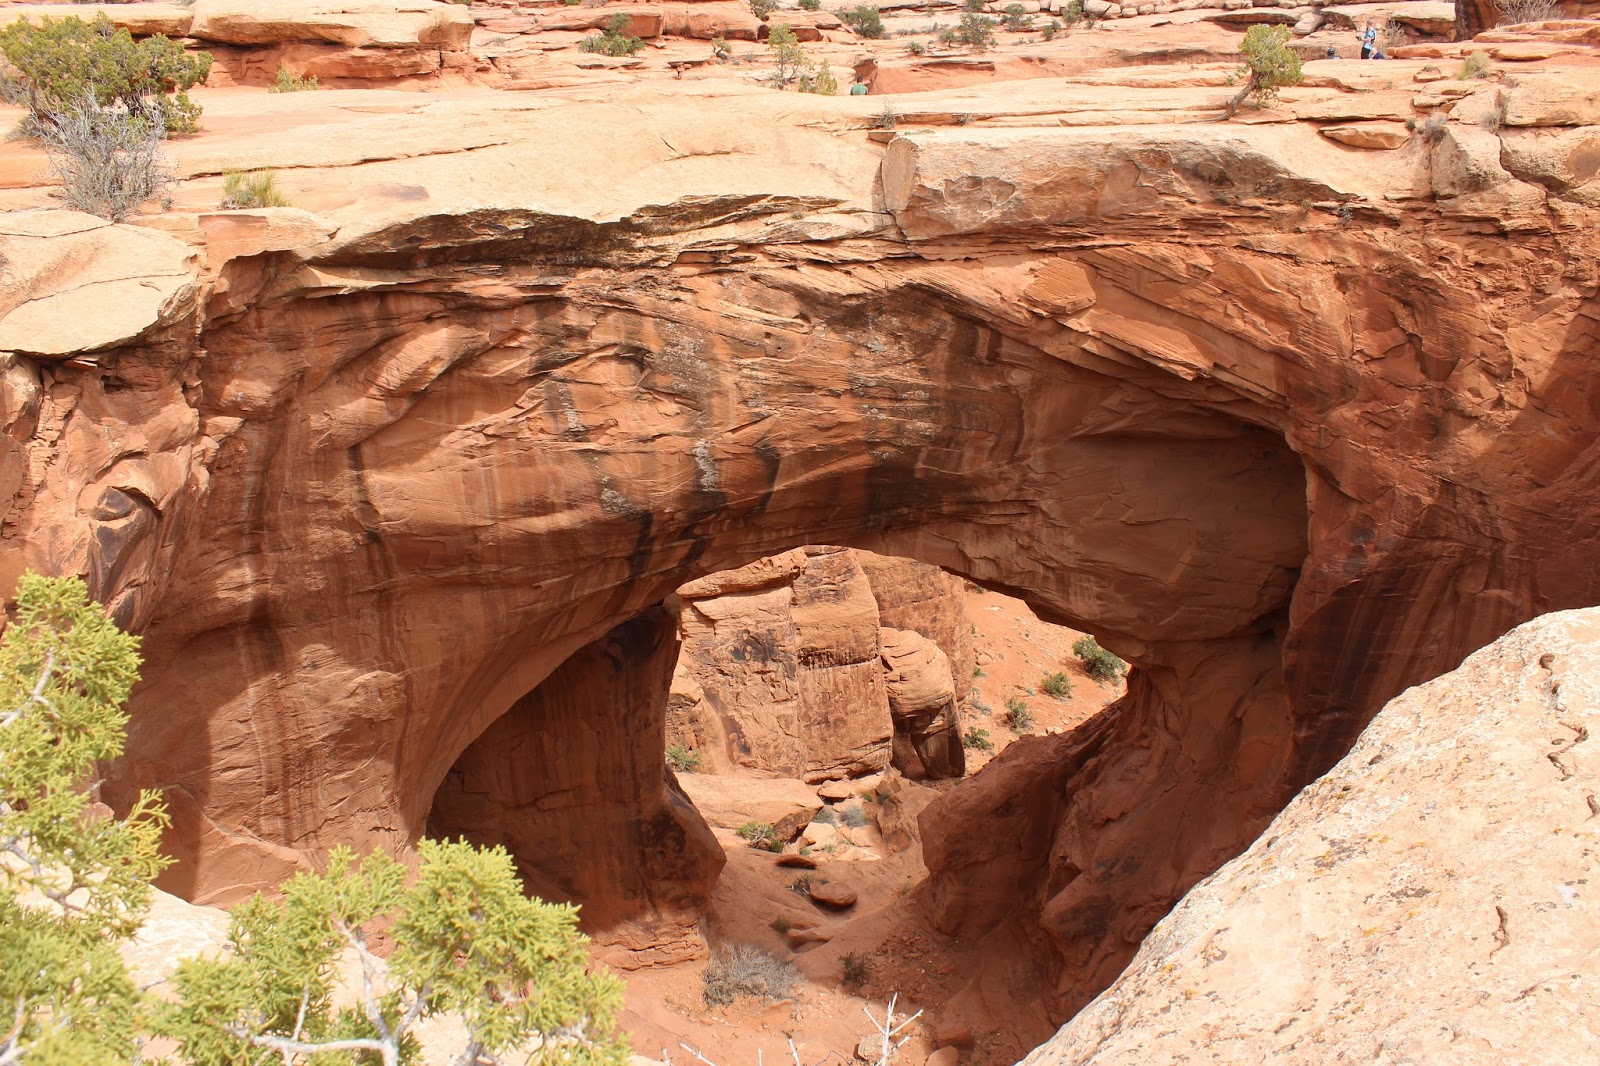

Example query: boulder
[1501,72,1600,127]
[1430,122,1511,197]
[677,774,823,842]
[1318,121,1411,149]
[808,880,858,908]
[881,627,965,780]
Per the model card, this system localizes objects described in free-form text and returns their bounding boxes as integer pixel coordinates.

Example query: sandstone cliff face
[668,546,969,782]
[1,54,1598,1022]
[1031,608,1600,1064]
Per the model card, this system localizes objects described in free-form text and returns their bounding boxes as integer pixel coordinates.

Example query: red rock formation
[1,51,1598,1021]
[669,547,971,782]
[425,608,722,965]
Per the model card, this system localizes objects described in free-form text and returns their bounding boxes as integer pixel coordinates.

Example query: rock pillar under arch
[426,605,724,967]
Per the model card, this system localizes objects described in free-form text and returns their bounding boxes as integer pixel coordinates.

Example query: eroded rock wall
[1,66,1597,1018]
[668,546,969,782]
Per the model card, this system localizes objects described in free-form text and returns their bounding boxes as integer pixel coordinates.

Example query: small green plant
[790,874,816,894]
[839,4,887,37]
[163,841,626,1065]
[906,39,926,54]
[798,57,838,94]
[771,915,793,934]
[579,12,644,55]
[953,12,997,49]
[749,0,780,18]
[1457,50,1491,79]
[1000,3,1033,30]
[666,743,703,773]
[711,35,732,59]
[799,0,822,8]
[1229,23,1302,113]
[841,952,869,990]
[1059,0,1083,24]
[963,726,995,754]
[737,820,780,849]
[0,573,168,1064]
[1039,672,1072,700]
[703,945,799,1007]
[1040,18,1061,39]
[1072,636,1126,684]
[221,169,289,209]
[0,13,212,134]
[963,0,986,10]
[1005,695,1036,732]
[971,664,983,678]
[767,22,808,85]
[268,64,318,92]
[841,805,870,828]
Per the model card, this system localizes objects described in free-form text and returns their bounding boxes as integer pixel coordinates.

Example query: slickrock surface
[1031,608,1600,1064]
[1,12,1599,1031]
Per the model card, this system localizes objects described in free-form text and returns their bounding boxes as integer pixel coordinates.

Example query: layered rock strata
[0,46,1597,1020]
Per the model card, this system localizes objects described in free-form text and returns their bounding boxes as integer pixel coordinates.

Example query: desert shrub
[841,952,869,989]
[162,840,627,1066]
[0,573,169,1064]
[703,945,799,1006]
[1039,672,1072,700]
[750,0,780,18]
[269,64,318,92]
[1000,3,1034,30]
[1059,0,1083,23]
[1457,50,1491,79]
[798,57,838,94]
[1495,0,1556,22]
[666,743,703,773]
[767,22,808,85]
[963,0,986,10]
[737,820,780,849]
[799,0,822,8]
[1005,695,1036,731]
[1233,24,1302,110]
[220,168,289,209]
[1072,636,1126,684]
[841,804,870,828]
[711,35,732,59]
[906,40,926,54]
[771,915,793,934]
[813,805,839,825]
[953,12,997,49]
[0,14,211,134]
[839,4,887,37]
[790,874,816,894]
[579,13,644,55]
[962,726,994,754]
[1040,18,1061,39]
[42,96,174,221]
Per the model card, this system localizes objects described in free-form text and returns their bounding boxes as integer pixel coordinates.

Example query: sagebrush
[1073,636,1126,684]
[703,944,799,1006]
[42,97,174,221]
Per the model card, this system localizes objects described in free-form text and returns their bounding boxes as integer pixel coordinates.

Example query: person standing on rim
[1360,21,1377,58]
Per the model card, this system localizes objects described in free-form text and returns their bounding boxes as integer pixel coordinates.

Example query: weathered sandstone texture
[1030,608,1600,1064]
[426,608,722,965]
[668,546,969,782]
[0,42,1597,1019]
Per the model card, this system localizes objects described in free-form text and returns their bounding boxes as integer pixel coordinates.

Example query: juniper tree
[162,840,630,1066]
[0,572,169,1064]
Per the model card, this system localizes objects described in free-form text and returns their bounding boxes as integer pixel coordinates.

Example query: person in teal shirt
[850,78,869,95]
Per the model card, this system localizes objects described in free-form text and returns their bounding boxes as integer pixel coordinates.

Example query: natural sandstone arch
[6,102,1586,1023]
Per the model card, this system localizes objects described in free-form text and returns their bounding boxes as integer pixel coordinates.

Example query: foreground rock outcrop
[1032,608,1600,1064]
[1,30,1598,1024]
